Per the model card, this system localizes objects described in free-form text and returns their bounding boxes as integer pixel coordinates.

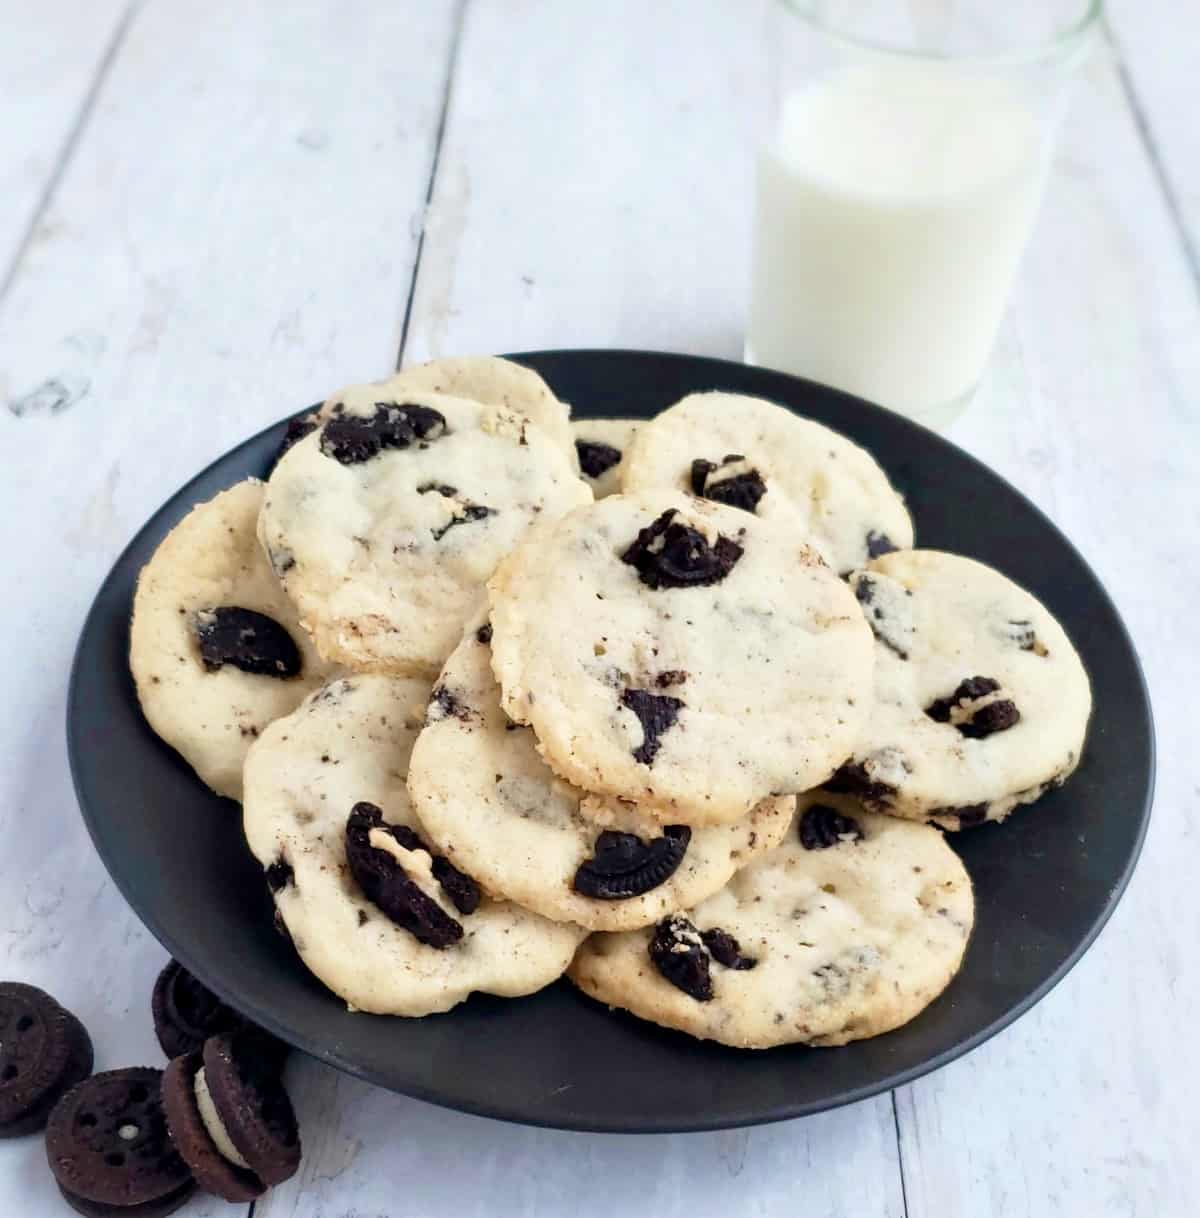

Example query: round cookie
[46,1068,194,1215]
[487,492,874,824]
[571,418,639,499]
[831,549,1091,828]
[0,983,93,1138]
[313,356,574,462]
[620,391,913,573]
[569,794,974,1048]
[131,480,338,801]
[242,674,586,1016]
[259,389,591,676]
[407,609,795,931]
[161,1052,264,1202]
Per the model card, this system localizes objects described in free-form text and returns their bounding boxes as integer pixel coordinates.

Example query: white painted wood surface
[1,1,1196,1215]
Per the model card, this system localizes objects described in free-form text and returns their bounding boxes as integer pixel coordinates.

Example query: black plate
[68,350,1153,1133]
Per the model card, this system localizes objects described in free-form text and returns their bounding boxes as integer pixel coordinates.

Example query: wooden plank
[255,4,907,1215]
[1107,0,1200,280]
[0,0,131,279]
[0,1,457,1213]
[899,43,1200,1218]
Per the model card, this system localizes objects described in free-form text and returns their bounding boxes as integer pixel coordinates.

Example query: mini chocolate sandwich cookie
[46,1068,194,1217]
[161,1051,265,1202]
[199,1034,300,1187]
[0,982,93,1138]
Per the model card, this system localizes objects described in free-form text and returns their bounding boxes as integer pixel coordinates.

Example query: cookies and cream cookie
[487,492,874,824]
[407,609,794,931]
[130,480,337,801]
[571,418,639,498]
[569,794,974,1048]
[831,550,1091,828]
[259,389,591,676]
[242,674,585,1017]
[620,391,913,573]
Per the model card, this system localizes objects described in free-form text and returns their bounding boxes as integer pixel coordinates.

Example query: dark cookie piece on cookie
[270,408,321,470]
[319,401,447,464]
[925,676,1000,722]
[690,455,767,514]
[573,826,692,900]
[700,928,756,971]
[799,804,863,850]
[926,676,1021,738]
[161,1052,263,1203]
[353,809,481,915]
[825,761,898,805]
[932,803,991,828]
[431,501,497,542]
[649,916,713,1002]
[200,1035,299,1188]
[344,803,465,948]
[959,699,1020,739]
[620,688,684,766]
[0,983,94,1138]
[46,1068,193,1211]
[576,439,623,480]
[865,530,899,559]
[194,607,302,679]
[621,509,743,590]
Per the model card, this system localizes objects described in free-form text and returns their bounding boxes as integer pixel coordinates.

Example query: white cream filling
[194,1066,251,1170]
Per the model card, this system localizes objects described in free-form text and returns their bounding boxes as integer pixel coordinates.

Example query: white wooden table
[1,2,1195,1214]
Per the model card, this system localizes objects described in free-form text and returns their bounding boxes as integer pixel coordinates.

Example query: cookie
[620,391,913,573]
[46,1068,194,1215]
[571,418,639,498]
[487,492,874,824]
[259,389,591,676]
[242,674,587,1016]
[199,1034,299,1188]
[569,794,974,1048]
[0,982,93,1137]
[161,1052,264,1202]
[407,609,795,930]
[832,550,1091,828]
[130,480,338,800]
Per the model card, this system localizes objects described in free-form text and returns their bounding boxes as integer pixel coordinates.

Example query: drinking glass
[746,0,1100,428]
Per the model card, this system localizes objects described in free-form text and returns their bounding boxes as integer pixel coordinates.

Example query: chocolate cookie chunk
[575,439,622,480]
[649,915,713,1002]
[690,455,767,514]
[619,688,684,766]
[46,1068,193,1213]
[0,983,93,1138]
[271,407,321,470]
[201,1035,300,1187]
[194,607,302,678]
[573,826,692,899]
[344,803,466,948]
[621,509,744,590]
[319,401,447,464]
[798,804,863,850]
[161,1052,264,1203]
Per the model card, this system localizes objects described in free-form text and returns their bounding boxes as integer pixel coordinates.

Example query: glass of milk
[746,0,1100,428]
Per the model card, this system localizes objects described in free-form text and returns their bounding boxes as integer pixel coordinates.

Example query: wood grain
[0,0,131,280]
[0,1,458,1213]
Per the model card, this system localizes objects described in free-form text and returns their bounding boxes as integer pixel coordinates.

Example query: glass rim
[775,0,1104,68]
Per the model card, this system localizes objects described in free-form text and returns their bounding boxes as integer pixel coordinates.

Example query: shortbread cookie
[571,418,639,498]
[487,492,874,824]
[259,390,591,675]
[242,675,585,1016]
[314,357,573,460]
[832,550,1091,829]
[569,794,973,1048]
[621,392,913,573]
[130,480,337,801]
[407,610,795,930]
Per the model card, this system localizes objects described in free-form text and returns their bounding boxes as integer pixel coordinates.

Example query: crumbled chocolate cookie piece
[475,622,493,645]
[926,676,1020,738]
[575,439,622,480]
[866,530,899,558]
[195,607,302,678]
[344,803,463,949]
[700,928,756,971]
[825,761,897,804]
[428,685,472,723]
[620,688,684,765]
[926,676,1000,722]
[573,826,692,899]
[959,699,1020,739]
[932,803,990,827]
[648,915,712,1001]
[690,455,767,514]
[799,804,863,850]
[272,412,319,469]
[319,402,446,464]
[654,669,688,688]
[431,502,496,542]
[265,857,293,893]
[621,509,743,590]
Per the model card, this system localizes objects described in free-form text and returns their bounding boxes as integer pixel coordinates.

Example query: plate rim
[66,348,1156,1133]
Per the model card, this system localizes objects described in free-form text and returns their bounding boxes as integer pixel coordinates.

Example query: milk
[747,65,1046,423]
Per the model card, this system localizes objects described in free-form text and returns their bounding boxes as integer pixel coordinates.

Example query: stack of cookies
[130,357,1092,1050]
